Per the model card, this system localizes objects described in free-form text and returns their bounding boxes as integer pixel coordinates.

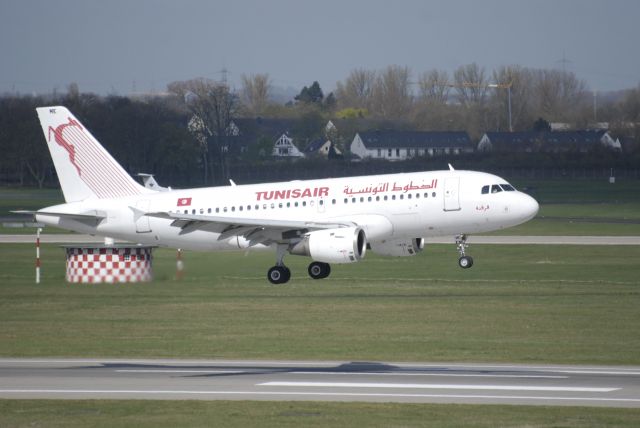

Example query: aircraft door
[135,200,152,233]
[443,177,461,211]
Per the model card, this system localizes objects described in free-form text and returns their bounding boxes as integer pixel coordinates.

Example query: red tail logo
[48,117,83,176]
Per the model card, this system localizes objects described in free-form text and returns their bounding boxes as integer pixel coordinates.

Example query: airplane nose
[520,193,539,222]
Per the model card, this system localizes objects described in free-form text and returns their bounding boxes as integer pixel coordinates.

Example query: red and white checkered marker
[64,246,153,283]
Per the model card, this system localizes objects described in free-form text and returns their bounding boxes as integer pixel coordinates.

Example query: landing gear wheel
[267,266,291,284]
[458,256,474,269]
[455,234,474,269]
[308,262,331,280]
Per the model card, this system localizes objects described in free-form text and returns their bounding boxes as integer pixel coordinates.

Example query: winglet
[448,163,455,171]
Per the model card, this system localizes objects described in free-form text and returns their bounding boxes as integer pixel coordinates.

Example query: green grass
[1,243,639,364]
[1,400,639,428]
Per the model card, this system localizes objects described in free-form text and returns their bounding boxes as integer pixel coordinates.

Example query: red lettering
[255,191,265,201]
[291,189,301,198]
[301,188,312,198]
[318,187,329,197]
[274,190,286,199]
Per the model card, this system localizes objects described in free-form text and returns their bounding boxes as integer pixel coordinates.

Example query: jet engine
[369,238,425,257]
[290,227,366,263]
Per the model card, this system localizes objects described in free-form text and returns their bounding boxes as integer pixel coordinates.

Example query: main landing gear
[455,234,474,269]
[267,245,332,284]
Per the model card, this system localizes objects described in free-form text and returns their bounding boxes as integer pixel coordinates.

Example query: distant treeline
[1,69,639,189]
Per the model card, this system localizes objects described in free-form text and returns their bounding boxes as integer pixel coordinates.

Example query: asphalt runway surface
[1,234,640,245]
[1,359,640,407]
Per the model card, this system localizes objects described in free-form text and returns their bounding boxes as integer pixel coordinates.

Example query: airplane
[30,106,539,284]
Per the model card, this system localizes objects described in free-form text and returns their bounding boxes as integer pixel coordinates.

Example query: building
[350,130,473,160]
[227,118,305,158]
[272,133,305,158]
[304,138,342,158]
[478,130,621,153]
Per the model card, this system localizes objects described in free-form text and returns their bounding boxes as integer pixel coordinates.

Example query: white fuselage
[37,169,539,252]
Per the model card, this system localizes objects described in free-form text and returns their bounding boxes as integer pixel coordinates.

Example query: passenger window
[481,185,490,194]
[491,185,502,193]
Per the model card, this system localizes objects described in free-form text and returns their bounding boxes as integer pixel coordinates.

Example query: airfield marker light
[176,249,184,280]
[36,227,42,284]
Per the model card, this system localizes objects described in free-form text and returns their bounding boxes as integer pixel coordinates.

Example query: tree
[371,65,412,120]
[532,117,551,132]
[168,78,238,184]
[335,68,376,109]
[533,69,589,123]
[295,81,324,105]
[491,65,534,131]
[418,69,450,104]
[240,73,271,116]
[453,63,489,106]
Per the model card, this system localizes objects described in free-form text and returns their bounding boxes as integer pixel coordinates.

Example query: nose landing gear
[455,234,474,269]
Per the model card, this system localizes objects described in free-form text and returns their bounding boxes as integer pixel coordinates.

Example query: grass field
[2,243,639,364]
[1,400,640,428]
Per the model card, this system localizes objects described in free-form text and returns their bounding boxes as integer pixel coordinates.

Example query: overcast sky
[1,0,638,96]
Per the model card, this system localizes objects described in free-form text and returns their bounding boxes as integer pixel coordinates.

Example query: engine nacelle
[290,227,367,264]
[369,238,425,257]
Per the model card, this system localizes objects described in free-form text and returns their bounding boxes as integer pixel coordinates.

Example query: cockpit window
[501,184,516,191]
[481,185,490,194]
[491,185,503,193]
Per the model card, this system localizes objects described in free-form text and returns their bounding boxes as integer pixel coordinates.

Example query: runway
[1,358,640,407]
[1,234,640,245]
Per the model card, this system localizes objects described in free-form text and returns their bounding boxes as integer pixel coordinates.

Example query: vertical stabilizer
[36,106,150,202]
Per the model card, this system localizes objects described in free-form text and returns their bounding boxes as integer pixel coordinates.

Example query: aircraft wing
[145,211,352,246]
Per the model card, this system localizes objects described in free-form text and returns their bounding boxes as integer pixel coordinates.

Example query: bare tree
[418,69,450,104]
[372,65,412,119]
[335,68,376,110]
[533,69,589,123]
[240,73,271,116]
[453,63,489,106]
[490,65,534,131]
[168,78,238,184]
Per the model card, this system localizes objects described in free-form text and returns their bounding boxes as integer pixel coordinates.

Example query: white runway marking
[0,389,638,404]
[259,381,619,393]
[115,370,245,374]
[291,371,567,379]
[557,370,640,376]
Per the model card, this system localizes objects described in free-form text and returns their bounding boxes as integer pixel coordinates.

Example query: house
[272,133,304,158]
[477,132,542,153]
[478,130,621,153]
[350,130,474,160]
[304,138,342,158]
[226,118,305,158]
